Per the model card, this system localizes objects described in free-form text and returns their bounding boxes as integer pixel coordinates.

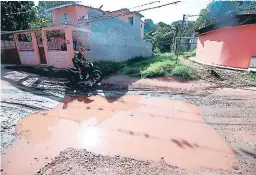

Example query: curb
[187,57,254,72]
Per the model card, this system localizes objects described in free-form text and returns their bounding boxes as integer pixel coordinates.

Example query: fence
[175,37,197,53]
[1,34,21,64]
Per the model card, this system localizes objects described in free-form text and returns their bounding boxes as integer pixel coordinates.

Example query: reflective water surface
[1,95,236,175]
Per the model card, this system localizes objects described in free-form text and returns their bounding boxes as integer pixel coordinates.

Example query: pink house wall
[74,6,89,22]
[111,10,145,39]
[13,32,40,65]
[110,10,134,23]
[196,24,256,69]
[52,5,88,25]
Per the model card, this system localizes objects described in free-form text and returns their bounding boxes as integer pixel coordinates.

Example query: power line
[129,1,161,10]
[78,1,181,25]
[138,1,181,12]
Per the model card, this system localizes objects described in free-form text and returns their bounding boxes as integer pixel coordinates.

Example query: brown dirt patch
[1,95,236,175]
[104,75,218,92]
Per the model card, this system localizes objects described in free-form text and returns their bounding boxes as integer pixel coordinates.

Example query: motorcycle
[68,53,102,84]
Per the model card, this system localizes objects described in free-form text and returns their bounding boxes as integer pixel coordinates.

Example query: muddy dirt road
[1,67,256,175]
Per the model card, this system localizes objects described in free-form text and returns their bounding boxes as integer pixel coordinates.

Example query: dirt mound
[36,147,238,175]
[181,58,256,87]
[36,147,182,175]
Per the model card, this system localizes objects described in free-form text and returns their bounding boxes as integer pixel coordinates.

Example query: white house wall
[86,9,152,62]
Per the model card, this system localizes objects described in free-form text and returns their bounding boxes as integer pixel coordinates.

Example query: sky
[34,0,210,24]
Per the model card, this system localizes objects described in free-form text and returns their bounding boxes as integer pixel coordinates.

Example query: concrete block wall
[19,51,40,65]
[85,9,153,62]
[47,51,69,68]
[87,31,152,62]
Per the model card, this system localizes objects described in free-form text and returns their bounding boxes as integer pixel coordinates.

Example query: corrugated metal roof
[196,14,256,35]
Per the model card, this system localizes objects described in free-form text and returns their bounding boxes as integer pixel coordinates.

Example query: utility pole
[176,14,186,59]
[248,4,252,14]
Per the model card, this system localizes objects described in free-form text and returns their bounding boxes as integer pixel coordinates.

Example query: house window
[128,16,133,25]
[60,13,68,24]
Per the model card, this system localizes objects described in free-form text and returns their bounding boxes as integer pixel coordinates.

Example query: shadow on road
[1,64,136,104]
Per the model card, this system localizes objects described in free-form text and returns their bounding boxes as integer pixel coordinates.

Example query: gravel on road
[1,65,256,175]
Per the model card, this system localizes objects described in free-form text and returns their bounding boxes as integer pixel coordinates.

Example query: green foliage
[194,1,254,29]
[93,61,125,77]
[182,50,196,59]
[29,17,50,29]
[1,1,37,31]
[144,19,156,33]
[144,19,198,54]
[126,56,148,65]
[153,47,161,55]
[140,61,176,78]
[144,22,174,53]
[118,53,195,80]
[171,64,195,80]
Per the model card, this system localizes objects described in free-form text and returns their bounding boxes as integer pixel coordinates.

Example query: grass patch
[140,61,176,78]
[182,50,196,59]
[93,61,125,77]
[171,64,195,80]
[118,53,195,80]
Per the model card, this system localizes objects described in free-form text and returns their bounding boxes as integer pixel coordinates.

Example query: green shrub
[122,67,141,75]
[153,47,161,55]
[141,62,165,78]
[183,50,196,59]
[171,64,195,80]
[126,56,147,65]
[94,61,124,77]
[140,61,176,78]
[105,52,196,80]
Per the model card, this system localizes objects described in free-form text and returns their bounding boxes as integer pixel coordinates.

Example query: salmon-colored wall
[75,6,88,22]
[14,32,40,65]
[110,10,134,23]
[196,24,256,69]
[52,5,88,25]
[111,10,145,39]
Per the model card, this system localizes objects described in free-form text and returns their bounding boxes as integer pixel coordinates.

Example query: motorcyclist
[72,43,92,80]
[72,45,86,80]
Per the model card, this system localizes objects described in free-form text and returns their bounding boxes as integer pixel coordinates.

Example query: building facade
[1,3,152,68]
[196,14,256,69]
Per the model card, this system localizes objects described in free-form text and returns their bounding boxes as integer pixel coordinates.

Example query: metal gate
[1,33,21,64]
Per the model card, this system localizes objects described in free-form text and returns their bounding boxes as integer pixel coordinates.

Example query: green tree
[194,1,255,29]
[29,17,50,29]
[144,18,156,33]
[145,22,175,53]
[1,1,37,31]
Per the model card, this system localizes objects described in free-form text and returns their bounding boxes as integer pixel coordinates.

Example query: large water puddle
[1,94,236,174]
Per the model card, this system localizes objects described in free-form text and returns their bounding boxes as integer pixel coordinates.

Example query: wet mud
[1,94,236,175]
